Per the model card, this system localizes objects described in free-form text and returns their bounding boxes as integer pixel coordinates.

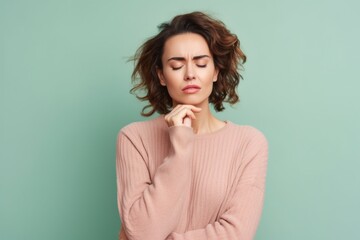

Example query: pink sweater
[116,115,268,240]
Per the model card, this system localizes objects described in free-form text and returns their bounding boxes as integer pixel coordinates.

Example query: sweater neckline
[157,115,232,139]
[193,120,231,139]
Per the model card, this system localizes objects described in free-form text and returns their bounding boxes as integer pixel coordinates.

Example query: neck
[191,105,225,134]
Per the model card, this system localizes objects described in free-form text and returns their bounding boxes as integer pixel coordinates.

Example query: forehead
[162,33,211,58]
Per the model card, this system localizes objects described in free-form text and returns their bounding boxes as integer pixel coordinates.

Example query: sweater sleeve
[116,125,194,240]
[166,128,268,240]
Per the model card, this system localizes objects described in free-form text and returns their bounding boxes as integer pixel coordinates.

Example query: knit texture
[116,115,268,240]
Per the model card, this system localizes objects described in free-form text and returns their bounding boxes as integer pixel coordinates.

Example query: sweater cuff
[168,126,195,151]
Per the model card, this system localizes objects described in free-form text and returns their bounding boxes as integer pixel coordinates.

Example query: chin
[173,99,208,107]
[171,92,211,107]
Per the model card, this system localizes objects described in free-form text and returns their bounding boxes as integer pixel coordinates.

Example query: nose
[184,63,195,81]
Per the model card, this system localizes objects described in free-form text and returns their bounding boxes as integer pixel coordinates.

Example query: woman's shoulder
[227,121,268,143]
[224,122,268,157]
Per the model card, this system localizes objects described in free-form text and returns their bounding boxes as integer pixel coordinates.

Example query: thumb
[183,117,191,127]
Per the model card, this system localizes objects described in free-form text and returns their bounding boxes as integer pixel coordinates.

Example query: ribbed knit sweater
[116,115,268,240]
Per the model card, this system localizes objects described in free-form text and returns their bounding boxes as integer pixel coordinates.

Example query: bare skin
[158,33,226,134]
[163,103,226,135]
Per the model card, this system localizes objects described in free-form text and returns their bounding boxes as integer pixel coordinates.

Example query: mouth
[182,85,201,94]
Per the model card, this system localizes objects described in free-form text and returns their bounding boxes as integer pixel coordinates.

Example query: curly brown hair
[130,11,246,116]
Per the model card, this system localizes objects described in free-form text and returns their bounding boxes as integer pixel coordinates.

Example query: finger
[166,106,189,122]
[172,105,201,118]
[165,104,201,127]
[183,117,191,127]
[171,112,190,126]
[170,108,196,126]
[176,107,197,120]
[184,109,196,120]
[179,104,202,112]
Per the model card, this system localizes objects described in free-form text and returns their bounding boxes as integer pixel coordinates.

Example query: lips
[182,85,201,94]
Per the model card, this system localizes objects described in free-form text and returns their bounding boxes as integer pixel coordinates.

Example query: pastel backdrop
[1,0,359,239]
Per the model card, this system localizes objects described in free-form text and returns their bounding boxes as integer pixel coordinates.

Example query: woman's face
[157,33,218,108]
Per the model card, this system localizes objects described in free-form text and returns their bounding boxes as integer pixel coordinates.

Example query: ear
[213,68,219,82]
[156,67,166,86]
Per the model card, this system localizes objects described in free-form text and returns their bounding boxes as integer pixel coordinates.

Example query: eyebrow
[167,55,210,62]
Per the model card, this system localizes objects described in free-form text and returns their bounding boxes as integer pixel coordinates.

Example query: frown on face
[157,33,219,108]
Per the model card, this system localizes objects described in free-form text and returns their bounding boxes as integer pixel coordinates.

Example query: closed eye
[172,66,183,70]
[197,64,207,68]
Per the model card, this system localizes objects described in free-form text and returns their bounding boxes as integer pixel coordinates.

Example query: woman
[116,11,268,240]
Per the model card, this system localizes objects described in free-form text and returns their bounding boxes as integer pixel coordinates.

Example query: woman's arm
[167,128,269,240]
[116,125,194,240]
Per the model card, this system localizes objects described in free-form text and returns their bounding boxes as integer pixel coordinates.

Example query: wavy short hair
[130,11,246,116]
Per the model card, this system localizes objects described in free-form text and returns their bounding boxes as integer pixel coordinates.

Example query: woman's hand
[164,105,202,128]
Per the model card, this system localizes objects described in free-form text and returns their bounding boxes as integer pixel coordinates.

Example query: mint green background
[1,0,359,239]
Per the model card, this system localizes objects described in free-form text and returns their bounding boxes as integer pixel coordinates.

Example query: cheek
[200,70,217,84]
[162,71,180,95]
[163,70,182,85]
